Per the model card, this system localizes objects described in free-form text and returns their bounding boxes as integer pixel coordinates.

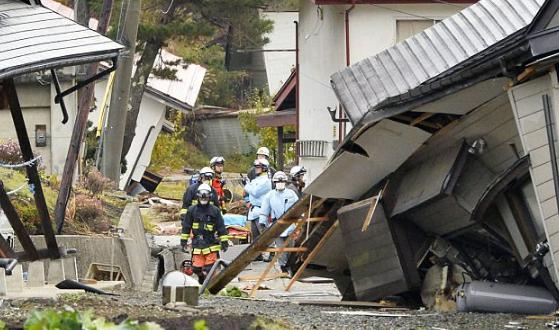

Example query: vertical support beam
[3,79,60,259]
[0,181,38,260]
[277,126,284,171]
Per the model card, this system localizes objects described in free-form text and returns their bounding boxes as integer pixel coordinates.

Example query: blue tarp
[223,213,246,227]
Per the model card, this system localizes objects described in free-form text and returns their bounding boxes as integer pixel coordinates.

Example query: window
[396,20,439,43]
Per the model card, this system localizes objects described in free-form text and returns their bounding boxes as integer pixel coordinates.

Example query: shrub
[11,199,40,233]
[0,139,23,165]
[83,167,115,196]
[73,194,103,225]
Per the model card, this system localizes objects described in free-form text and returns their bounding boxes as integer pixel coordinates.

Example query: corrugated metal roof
[147,50,206,110]
[0,0,122,79]
[331,0,545,124]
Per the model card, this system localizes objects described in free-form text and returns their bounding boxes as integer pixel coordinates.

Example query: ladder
[207,195,342,294]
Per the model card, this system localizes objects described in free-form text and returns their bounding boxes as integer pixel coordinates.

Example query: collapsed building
[210,0,559,313]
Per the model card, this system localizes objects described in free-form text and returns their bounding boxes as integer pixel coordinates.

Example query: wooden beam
[0,181,38,260]
[207,195,312,294]
[410,113,435,127]
[4,79,60,259]
[361,181,388,232]
[249,230,297,297]
[286,220,339,291]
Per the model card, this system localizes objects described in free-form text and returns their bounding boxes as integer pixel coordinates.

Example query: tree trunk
[54,0,114,234]
[120,1,181,161]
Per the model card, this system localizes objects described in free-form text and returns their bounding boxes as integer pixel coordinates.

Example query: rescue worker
[209,156,226,210]
[244,158,272,260]
[180,184,229,284]
[288,166,307,197]
[247,147,276,181]
[180,167,220,217]
[259,171,299,274]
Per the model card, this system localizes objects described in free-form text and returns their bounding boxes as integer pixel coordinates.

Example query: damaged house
[303,0,559,311]
[209,0,559,314]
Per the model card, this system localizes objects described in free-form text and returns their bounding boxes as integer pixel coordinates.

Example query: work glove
[241,178,248,186]
[221,179,227,187]
[180,239,188,251]
[221,241,229,252]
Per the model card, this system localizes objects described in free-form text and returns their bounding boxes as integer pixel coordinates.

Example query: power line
[430,0,470,9]
[369,4,441,21]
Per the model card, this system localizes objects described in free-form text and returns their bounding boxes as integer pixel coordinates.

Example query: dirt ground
[0,289,557,329]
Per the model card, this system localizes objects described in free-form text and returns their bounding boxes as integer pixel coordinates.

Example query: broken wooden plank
[295,300,396,309]
[306,217,328,222]
[238,272,287,282]
[264,247,308,253]
[410,112,435,127]
[297,276,334,284]
[0,181,38,260]
[4,79,59,259]
[286,220,339,291]
[362,180,389,232]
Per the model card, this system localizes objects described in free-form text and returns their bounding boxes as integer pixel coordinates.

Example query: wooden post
[286,220,339,291]
[4,79,60,258]
[277,126,284,171]
[55,0,115,234]
[0,181,38,260]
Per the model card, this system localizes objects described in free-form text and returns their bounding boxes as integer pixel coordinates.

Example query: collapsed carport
[298,0,559,313]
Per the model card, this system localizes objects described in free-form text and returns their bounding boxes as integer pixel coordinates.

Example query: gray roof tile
[0,0,122,79]
[331,0,545,124]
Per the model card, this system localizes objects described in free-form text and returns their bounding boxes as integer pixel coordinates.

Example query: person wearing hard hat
[288,165,307,198]
[259,171,299,273]
[180,183,229,284]
[247,147,276,181]
[180,167,220,218]
[244,158,272,260]
[209,156,226,210]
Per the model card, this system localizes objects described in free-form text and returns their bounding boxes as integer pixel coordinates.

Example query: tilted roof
[331,0,545,124]
[0,0,122,79]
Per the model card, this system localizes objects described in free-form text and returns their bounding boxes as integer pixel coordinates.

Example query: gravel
[0,289,554,329]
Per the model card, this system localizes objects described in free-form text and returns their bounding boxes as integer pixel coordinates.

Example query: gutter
[340,1,356,142]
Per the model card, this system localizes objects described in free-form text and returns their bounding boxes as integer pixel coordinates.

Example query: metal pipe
[199,259,230,294]
[0,258,17,275]
[341,2,355,141]
[294,20,300,164]
[542,94,559,232]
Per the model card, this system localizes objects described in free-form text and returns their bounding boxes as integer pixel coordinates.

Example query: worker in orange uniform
[180,183,229,284]
[210,156,226,210]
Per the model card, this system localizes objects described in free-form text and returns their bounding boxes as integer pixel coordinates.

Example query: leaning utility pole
[102,0,141,182]
[54,0,114,234]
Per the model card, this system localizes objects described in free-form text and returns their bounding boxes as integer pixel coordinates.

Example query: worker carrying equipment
[209,156,226,210]
[180,167,220,217]
[181,183,229,284]
[259,171,300,273]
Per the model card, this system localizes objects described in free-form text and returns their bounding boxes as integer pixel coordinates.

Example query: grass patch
[154,181,186,200]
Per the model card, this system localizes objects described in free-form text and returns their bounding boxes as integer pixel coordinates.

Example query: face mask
[200,199,208,205]
[276,182,286,191]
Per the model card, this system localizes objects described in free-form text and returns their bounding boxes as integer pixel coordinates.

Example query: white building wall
[262,11,298,96]
[298,2,465,183]
[0,83,73,175]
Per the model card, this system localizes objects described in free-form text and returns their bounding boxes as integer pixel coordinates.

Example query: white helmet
[256,147,270,158]
[289,166,306,178]
[210,156,225,167]
[196,183,212,199]
[254,158,270,171]
[272,171,288,183]
[199,167,214,179]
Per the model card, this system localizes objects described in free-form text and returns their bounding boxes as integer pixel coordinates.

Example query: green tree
[121,0,274,162]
